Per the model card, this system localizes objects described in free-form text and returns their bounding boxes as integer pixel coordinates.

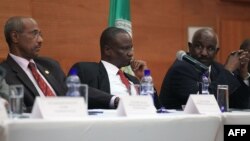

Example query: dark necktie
[204,70,211,83]
[28,62,55,96]
[117,70,130,91]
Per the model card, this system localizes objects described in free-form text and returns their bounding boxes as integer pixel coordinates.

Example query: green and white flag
[108,0,134,75]
[108,0,132,36]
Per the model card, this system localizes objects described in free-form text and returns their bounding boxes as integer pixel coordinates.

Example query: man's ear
[10,31,19,43]
[215,47,220,54]
[104,45,112,56]
[188,42,192,51]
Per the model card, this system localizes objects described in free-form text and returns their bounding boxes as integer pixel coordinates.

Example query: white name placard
[184,94,221,114]
[31,97,87,119]
[117,96,157,117]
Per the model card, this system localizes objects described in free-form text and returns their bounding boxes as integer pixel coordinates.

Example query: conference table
[0,110,221,141]
[1,110,250,141]
[215,110,250,141]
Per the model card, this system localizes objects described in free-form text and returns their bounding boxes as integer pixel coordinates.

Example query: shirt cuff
[243,80,249,86]
[109,96,117,108]
[243,73,250,80]
[243,73,250,86]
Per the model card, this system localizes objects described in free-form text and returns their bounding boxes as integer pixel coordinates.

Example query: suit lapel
[7,56,39,96]
[36,63,64,96]
[98,62,111,93]
[124,73,140,84]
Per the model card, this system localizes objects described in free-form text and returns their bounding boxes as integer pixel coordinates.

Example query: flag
[108,0,132,36]
[108,0,134,75]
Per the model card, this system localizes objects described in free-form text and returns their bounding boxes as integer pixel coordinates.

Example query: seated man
[229,39,250,108]
[239,38,250,72]
[159,28,250,109]
[69,27,161,109]
[1,16,67,112]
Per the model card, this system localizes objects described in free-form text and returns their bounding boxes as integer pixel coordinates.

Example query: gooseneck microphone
[176,50,208,73]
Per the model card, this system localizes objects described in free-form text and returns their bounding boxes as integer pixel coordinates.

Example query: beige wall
[1,0,250,92]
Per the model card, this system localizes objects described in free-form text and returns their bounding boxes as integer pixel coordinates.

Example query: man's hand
[239,51,250,79]
[224,50,242,73]
[130,60,148,80]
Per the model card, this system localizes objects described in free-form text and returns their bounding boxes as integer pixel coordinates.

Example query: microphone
[176,50,208,73]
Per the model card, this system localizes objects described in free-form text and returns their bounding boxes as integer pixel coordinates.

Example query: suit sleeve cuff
[109,96,117,108]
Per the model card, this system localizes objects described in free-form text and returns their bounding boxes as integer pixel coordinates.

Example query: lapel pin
[45,70,50,74]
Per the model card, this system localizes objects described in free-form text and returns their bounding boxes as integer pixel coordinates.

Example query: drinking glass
[217,85,229,112]
[129,84,140,96]
[78,84,88,109]
[9,84,24,118]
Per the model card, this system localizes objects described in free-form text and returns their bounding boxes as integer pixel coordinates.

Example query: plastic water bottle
[140,69,154,96]
[201,74,209,94]
[66,68,81,97]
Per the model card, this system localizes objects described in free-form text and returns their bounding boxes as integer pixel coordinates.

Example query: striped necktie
[117,70,130,91]
[28,62,55,96]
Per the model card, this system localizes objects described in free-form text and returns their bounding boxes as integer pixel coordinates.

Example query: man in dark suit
[1,16,67,112]
[239,39,250,72]
[69,27,161,109]
[228,39,250,108]
[159,28,250,109]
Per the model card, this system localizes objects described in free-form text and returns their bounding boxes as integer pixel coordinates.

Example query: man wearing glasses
[1,16,67,112]
[159,28,250,109]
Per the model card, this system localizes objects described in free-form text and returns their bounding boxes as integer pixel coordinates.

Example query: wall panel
[1,0,250,93]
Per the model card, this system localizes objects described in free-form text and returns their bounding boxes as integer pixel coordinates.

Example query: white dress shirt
[101,60,135,107]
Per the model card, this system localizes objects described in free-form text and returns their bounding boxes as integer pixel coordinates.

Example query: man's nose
[37,35,43,43]
[201,48,208,56]
[127,48,134,57]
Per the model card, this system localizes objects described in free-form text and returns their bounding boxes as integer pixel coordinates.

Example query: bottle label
[140,84,154,96]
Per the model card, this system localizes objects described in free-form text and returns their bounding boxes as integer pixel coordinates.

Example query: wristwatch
[114,97,120,108]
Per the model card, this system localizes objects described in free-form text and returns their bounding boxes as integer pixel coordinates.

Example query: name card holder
[117,96,157,117]
[31,97,87,119]
[184,94,221,114]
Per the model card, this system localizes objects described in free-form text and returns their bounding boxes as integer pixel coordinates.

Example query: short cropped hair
[4,16,25,46]
[100,27,129,50]
[240,39,250,50]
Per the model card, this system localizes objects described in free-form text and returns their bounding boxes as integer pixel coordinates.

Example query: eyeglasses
[19,30,42,39]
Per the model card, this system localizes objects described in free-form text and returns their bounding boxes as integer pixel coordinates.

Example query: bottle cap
[69,68,78,75]
[144,69,150,76]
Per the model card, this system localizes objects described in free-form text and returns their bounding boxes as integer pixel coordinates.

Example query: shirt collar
[9,53,36,69]
[101,60,120,75]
